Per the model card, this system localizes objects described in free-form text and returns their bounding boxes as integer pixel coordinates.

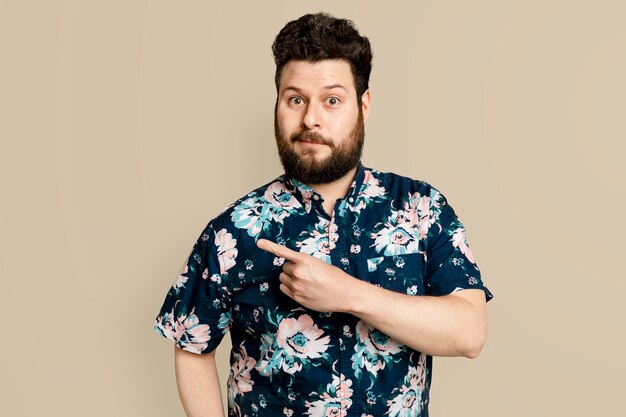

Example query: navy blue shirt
[154,162,493,417]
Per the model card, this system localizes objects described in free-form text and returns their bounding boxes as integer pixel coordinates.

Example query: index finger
[256,239,303,262]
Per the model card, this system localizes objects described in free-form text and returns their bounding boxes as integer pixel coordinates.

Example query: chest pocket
[366,253,426,296]
[230,271,300,338]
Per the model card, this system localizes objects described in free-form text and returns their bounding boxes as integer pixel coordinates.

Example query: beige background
[1,0,624,416]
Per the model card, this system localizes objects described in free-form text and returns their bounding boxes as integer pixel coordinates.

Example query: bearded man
[154,12,493,417]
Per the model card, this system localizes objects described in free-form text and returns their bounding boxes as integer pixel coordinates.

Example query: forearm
[343,279,487,358]
[174,346,225,417]
[254,238,487,358]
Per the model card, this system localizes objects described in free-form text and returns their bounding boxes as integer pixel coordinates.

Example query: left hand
[256,238,359,312]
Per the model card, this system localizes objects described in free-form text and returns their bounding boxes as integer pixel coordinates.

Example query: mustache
[290,130,333,147]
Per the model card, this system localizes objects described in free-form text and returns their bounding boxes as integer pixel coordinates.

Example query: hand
[256,239,359,313]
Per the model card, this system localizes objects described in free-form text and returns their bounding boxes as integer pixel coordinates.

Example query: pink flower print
[371,223,419,256]
[386,362,426,416]
[362,325,400,354]
[257,313,332,377]
[155,306,211,354]
[408,354,427,391]
[276,314,331,360]
[361,170,386,199]
[172,273,188,292]
[304,374,353,417]
[318,240,332,255]
[348,170,386,215]
[451,227,476,264]
[228,343,257,408]
[180,312,211,353]
[392,192,434,240]
[265,181,300,222]
[417,355,427,391]
[351,198,368,213]
[391,229,410,246]
[403,392,416,409]
[231,196,264,237]
[403,192,430,221]
[300,188,314,213]
[416,216,433,240]
[336,373,353,406]
[350,244,361,254]
[327,221,339,244]
[386,386,421,417]
[297,218,338,262]
[215,228,238,273]
[352,320,403,377]
[171,262,189,294]
[343,325,353,338]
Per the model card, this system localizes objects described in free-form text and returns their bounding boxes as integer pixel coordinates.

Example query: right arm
[174,345,225,417]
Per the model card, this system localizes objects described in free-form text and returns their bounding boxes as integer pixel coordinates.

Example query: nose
[301,102,322,130]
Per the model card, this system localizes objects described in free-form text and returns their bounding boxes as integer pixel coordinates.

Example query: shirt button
[313,195,320,200]
[348,197,354,203]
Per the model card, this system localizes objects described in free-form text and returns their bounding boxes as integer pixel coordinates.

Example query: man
[154,12,493,417]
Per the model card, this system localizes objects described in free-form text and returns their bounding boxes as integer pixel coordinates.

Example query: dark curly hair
[272,12,373,104]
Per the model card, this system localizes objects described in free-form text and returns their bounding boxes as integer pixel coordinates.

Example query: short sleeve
[153,222,233,354]
[424,187,493,302]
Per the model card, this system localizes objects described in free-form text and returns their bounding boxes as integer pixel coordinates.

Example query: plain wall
[1,0,624,416]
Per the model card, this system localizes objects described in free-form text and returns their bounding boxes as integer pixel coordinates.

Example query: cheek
[277,106,301,132]
[329,110,358,136]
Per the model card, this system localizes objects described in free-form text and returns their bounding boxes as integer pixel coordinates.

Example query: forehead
[278,59,355,94]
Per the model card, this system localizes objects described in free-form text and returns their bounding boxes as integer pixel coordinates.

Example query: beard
[274,108,365,185]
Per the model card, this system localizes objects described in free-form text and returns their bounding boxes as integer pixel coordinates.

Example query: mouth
[291,131,331,147]
[297,139,326,146]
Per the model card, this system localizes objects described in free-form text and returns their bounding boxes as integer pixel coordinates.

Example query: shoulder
[364,166,447,205]
[198,175,288,239]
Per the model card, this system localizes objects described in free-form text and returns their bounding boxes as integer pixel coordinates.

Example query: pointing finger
[256,239,302,262]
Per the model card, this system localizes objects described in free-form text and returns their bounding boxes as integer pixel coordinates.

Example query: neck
[307,165,358,203]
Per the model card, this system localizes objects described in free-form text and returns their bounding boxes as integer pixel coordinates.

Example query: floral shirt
[154,162,493,417]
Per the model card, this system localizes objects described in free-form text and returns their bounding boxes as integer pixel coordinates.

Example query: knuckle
[293,265,304,277]
[292,281,304,294]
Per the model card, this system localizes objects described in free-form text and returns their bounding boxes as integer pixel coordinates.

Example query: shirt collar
[283,161,366,211]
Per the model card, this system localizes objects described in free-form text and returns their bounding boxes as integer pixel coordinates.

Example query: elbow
[460,327,487,359]
[463,306,488,359]
[459,321,487,359]
[446,289,489,359]
[463,343,484,359]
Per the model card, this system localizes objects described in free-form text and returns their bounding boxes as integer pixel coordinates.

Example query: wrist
[339,273,371,315]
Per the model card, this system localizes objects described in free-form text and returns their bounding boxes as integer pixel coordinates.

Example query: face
[274,59,371,185]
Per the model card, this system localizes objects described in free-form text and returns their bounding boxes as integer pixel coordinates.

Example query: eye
[326,97,340,106]
[288,96,304,105]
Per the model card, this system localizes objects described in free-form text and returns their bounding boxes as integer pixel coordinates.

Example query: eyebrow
[282,84,348,94]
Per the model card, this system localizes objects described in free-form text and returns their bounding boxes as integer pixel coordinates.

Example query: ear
[360,89,371,122]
